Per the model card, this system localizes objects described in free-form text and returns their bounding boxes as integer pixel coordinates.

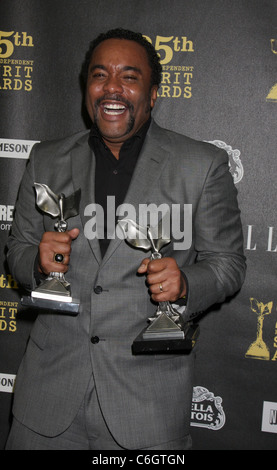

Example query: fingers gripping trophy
[21,183,81,315]
[119,218,199,354]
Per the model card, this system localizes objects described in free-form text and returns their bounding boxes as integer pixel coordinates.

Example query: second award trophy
[119,218,199,354]
[21,183,81,315]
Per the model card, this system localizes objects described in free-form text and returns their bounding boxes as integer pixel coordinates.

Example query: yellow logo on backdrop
[0,301,17,332]
[144,35,194,99]
[266,39,277,102]
[245,298,277,361]
[0,30,34,92]
[0,274,18,290]
[0,274,18,333]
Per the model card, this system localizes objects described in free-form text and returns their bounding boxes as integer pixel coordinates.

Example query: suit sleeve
[6,144,45,291]
[180,148,246,318]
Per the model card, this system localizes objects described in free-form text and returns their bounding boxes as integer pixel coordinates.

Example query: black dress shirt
[88,119,151,257]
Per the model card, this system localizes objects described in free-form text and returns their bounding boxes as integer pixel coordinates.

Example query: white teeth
[105,103,125,109]
[103,103,126,115]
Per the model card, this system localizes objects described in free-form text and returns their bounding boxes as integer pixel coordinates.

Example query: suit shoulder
[152,121,228,164]
[31,130,89,158]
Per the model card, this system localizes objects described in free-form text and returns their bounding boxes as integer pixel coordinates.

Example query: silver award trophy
[119,218,199,354]
[21,183,81,315]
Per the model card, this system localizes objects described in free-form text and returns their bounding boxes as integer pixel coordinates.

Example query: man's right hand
[38,228,80,275]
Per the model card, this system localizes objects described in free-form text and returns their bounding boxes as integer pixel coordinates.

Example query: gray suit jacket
[7,120,246,449]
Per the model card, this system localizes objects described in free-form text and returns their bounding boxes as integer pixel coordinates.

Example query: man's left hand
[137,257,186,302]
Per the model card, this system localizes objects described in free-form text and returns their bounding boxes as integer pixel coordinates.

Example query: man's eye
[123,75,138,81]
[89,70,107,79]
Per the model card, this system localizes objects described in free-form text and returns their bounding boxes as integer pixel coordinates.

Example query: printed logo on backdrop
[266,39,277,102]
[206,140,243,184]
[0,274,18,333]
[245,225,277,254]
[245,298,277,362]
[0,204,14,232]
[0,373,16,393]
[190,386,226,430]
[0,138,39,159]
[262,401,277,434]
[144,34,194,99]
[0,257,18,333]
[0,30,34,92]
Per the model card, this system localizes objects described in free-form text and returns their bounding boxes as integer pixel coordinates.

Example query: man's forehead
[90,38,149,63]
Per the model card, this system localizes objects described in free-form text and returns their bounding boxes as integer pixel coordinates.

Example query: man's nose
[103,75,123,93]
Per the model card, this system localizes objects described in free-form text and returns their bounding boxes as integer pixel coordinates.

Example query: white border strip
[0,373,16,393]
[0,138,39,159]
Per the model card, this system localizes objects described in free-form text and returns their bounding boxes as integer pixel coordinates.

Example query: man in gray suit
[5,28,246,450]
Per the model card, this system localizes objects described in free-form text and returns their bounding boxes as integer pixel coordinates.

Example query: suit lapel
[101,121,171,266]
[69,123,171,268]
[70,132,102,265]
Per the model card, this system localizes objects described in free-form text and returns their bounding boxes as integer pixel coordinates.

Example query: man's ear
[150,85,158,109]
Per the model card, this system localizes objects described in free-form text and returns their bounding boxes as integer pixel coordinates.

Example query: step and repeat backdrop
[0,0,276,450]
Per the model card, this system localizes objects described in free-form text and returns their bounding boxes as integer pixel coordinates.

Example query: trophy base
[21,294,79,315]
[31,276,72,300]
[132,320,199,355]
[20,275,79,315]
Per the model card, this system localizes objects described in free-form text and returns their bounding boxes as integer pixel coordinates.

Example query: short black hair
[81,28,162,88]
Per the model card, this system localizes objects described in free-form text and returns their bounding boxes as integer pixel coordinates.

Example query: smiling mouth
[102,103,127,115]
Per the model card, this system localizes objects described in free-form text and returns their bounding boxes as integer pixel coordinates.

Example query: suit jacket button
[94,285,103,294]
[91,336,99,344]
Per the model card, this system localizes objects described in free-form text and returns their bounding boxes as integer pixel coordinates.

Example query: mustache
[95,94,134,111]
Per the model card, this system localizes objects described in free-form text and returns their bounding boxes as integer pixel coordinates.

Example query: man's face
[85,38,158,149]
